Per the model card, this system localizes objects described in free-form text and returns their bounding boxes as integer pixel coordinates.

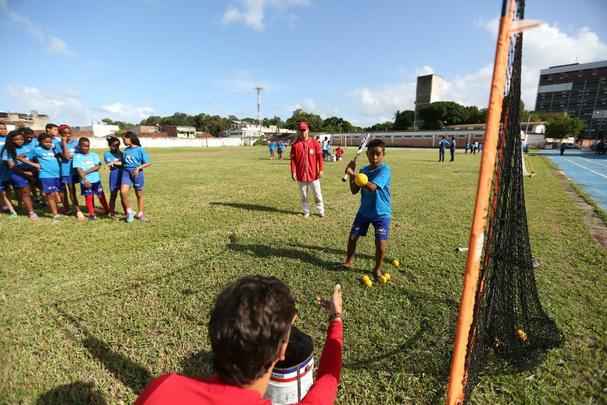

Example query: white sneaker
[303,212,310,218]
[319,212,325,218]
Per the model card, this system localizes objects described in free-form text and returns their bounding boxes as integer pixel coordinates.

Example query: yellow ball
[392,259,400,268]
[384,273,391,282]
[354,173,368,187]
[515,328,528,342]
[361,275,373,287]
[379,275,388,284]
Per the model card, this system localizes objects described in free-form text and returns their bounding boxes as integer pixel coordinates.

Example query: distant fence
[327,131,485,148]
[88,137,242,149]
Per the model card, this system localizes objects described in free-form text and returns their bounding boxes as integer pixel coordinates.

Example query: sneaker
[28,212,39,221]
[319,212,325,218]
[135,212,145,222]
[126,211,135,223]
[88,215,97,221]
[9,212,18,219]
[303,212,310,218]
[76,211,86,221]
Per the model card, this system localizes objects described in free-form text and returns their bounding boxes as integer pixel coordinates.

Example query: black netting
[462,0,562,401]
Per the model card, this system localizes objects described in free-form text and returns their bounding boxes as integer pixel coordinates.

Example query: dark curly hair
[209,276,296,386]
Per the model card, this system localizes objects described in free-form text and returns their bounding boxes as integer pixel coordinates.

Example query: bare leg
[69,183,84,219]
[343,234,359,268]
[372,239,388,279]
[61,186,70,213]
[121,185,132,212]
[0,191,17,215]
[135,189,144,217]
[109,190,118,215]
[20,187,35,217]
[46,192,59,216]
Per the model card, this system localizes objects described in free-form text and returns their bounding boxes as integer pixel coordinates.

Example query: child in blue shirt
[343,139,392,280]
[26,133,62,219]
[55,124,85,220]
[1,130,37,220]
[0,124,17,217]
[73,137,109,220]
[104,136,126,218]
[121,131,151,223]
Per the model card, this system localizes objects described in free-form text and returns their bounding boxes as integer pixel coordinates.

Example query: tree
[321,116,354,133]
[101,117,134,130]
[366,121,393,131]
[285,109,323,131]
[394,110,414,130]
[545,113,585,139]
[417,101,468,129]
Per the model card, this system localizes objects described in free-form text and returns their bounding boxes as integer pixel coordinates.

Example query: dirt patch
[554,170,607,248]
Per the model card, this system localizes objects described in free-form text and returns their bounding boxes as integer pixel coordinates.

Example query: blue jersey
[21,139,38,156]
[358,163,392,219]
[52,137,62,149]
[33,146,61,179]
[438,139,450,150]
[73,152,101,183]
[104,150,122,170]
[54,139,79,176]
[1,144,35,170]
[122,146,150,169]
[0,136,7,181]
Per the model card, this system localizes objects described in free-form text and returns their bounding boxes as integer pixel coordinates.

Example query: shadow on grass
[52,306,152,395]
[228,242,368,273]
[285,242,395,266]
[210,202,299,215]
[344,288,458,404]
[36,381,107,405]
[180,350,214,379]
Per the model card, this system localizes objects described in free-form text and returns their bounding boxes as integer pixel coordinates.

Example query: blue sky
[1,0,606,126]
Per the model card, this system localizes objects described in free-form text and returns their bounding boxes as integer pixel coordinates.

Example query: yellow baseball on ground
[379,275,388,284]
[392,259,400,268]
[515,328,528,342]
[384,272,391,282]
[354,173,368,187]
[361,275,373,287]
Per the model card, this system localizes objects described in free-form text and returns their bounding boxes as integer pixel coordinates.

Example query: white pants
[298,180,324,215]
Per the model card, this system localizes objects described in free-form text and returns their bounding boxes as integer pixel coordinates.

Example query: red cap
[298,121,309,131]
[58,124,71,133]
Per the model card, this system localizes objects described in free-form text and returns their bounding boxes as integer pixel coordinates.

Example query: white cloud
[7,85,91,124]
[1,3,72,55]
[222,0,310,31]
[99,103,155,122]
[6,85,155,125]
[350,22,607,124]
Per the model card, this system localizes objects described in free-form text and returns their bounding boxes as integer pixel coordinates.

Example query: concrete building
[0,111,49,131]
[130,125,159,137]
[535,60,607,137]
[74,123,120,138]
[161,125,197,139]
[223,122,296,145]
[415,74,444,128]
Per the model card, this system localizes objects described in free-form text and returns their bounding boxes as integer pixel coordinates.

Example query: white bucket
[266,354,314,404]
[265,326,314,404]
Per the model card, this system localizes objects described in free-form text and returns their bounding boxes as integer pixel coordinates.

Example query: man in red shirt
[290,121,325,218]
[136,277,343,405]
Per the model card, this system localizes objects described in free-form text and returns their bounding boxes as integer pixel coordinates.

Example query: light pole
[256,86,264,145]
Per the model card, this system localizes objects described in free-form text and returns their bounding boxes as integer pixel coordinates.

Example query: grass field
[1,147,606,405]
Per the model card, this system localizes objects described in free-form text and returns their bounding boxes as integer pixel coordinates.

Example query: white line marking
[581,157,607,169]
[564,159,607,180]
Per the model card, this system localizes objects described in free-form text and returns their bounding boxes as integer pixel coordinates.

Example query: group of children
[268,140,287,160]
[0,123,151,222]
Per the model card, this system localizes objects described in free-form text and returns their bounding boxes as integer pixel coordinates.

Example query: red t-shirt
[290,137,324,182]
[136,320,343,405]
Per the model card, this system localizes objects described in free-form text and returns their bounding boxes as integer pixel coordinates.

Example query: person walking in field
[449,136,456,162]
[290,121,325,218]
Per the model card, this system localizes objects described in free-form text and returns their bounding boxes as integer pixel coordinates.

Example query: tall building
[0,111,49,131]
[535,60,607,136]
[415,74,444,128]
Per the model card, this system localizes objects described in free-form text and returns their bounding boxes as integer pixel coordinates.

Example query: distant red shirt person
[290,121,325,217]
[136,276,344,405]
[335,146,344,161]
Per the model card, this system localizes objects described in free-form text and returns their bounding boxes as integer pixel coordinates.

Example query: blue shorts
[0,180,9,192]
[10,172,30,189]
[121,169,144,191]
[109,169,123,193]
[40,178,62,194]
[61,174,80,186]
[350,214,391,241]
[81,181,104,196]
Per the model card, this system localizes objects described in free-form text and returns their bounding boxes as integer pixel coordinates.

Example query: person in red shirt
[335,147,344,161]
[290,121,325,218]
[136,276,344,405]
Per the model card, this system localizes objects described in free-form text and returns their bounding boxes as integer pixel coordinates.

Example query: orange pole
[446,1,515,404]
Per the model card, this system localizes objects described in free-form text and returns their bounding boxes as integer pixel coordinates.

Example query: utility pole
[256,86,264,144]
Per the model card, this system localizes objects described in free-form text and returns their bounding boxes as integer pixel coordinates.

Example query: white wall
[88,137,242,149]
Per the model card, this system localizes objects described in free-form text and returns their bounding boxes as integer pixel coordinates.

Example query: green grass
[1,147,606,405]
